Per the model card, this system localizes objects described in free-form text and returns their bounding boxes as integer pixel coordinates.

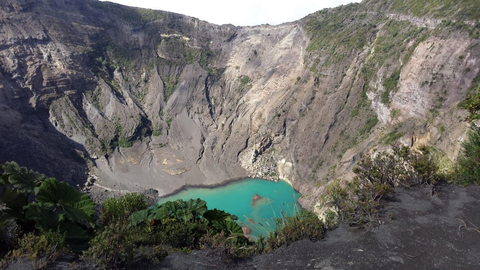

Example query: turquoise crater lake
[157,178,301,238]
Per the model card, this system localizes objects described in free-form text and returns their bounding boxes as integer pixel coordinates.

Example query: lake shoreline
[157,177,300,200]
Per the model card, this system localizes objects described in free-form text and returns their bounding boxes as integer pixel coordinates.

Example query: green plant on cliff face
[305,4,371,55]
[152,126,161,136]
[159,37,200,65]
[359,116,379,136]
[460,87,480,121]
[239,75,252,88]
[118,136,133,148]
[110,123,133,149]
[163,76,178,101]
[383,129,404,144]
[199,49,213,69]
[382,69,401,105]
[166,116,173,126]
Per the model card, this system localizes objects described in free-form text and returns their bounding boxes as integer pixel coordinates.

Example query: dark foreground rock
[5,184,480,270]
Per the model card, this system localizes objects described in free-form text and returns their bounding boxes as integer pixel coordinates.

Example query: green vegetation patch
[374,21,425,64]
[388,0,480,21]
[260,210,325,253]
[239,75,252,87]
[2,231,69,269]
[305,4,373,56]
[152,126,161,136]
[86,36,134,84]
[163,76,178,101]
[383,129,405,144]
[90,1,163,24]
[118,136,133,148]
[320,145,444,227]
[457,126,480,185]
[158,37,200,65]
[459,72,480,120]
[381,69,401,105]
[359,116,379,136]
[0,162,95,266]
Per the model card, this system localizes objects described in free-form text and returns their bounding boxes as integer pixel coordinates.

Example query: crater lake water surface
[157,178,301,238]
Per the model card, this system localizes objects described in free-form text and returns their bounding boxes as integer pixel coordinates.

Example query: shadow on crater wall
[0,70,90,186]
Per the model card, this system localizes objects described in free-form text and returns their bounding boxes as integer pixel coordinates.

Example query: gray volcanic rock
[0,0,478,208]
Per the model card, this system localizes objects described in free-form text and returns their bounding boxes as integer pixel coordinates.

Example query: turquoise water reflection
[157,178,301,238]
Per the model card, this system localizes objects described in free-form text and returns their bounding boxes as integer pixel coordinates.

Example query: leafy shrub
[359,117,379,136]
[353,145,440,188]
[131,199,209,226]
[202,231,254,258]
[131,199,247,250]
[457,126,480,185]
[239,75,252,87]
[85,193,166,269]
[460,87,480,120]
[411,145,442,183]
[277,210,325,244]
[322,178,391,226]
[83,222,166,269]
[0,162,46,194]
[265,210,325,252]
[383,130,405,144]
[382,69,401,104]
[2,230,68,270]
[118,136,133,148]
[322,145,442,226]
[100,193,148,226]
[203,209,246,246]
[83,222,136,269]
[158,218,208,249]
